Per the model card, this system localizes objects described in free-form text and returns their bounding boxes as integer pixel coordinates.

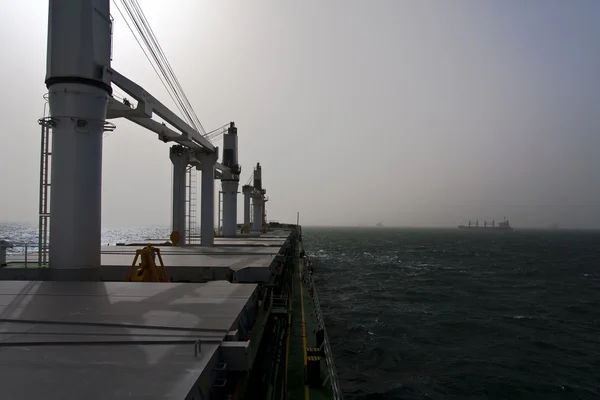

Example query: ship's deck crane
[106,71,235,176]
[43,0,245,275]
[242,163,268,233]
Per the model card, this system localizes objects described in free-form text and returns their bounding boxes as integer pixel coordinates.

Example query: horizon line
[2,221,599,231]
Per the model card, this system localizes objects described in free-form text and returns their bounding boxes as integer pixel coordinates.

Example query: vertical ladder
[185,166,197,244]
[217,191,223,236]
[36,113,116,265]
[263,197,269,231]
[249,201,254,231]
[37,117,53,266]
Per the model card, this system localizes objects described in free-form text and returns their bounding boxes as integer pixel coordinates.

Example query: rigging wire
[207,134,224,143]
[245,172,254,186]
[202,123,230,144]
[130,0,205,134]
[207,130,225,140]
[205,123,230,137]
[111,0,187,119]
[117,0,206,135]
[119,0,193,126]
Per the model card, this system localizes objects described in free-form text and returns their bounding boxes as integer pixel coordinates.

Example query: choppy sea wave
[305,227,600,399]
[0,223,170,254]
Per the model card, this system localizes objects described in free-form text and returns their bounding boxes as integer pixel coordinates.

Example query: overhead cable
[111,0,186,119]
[116,0,206,136]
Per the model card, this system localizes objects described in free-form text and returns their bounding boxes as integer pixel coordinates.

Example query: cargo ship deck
[0,228,342,399]
[0,0,342,397]
[1,234,289,283]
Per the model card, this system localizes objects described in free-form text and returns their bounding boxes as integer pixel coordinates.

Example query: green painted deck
[285,241,333,400]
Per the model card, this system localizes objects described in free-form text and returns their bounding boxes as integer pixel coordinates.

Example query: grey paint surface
[0,280,257,399]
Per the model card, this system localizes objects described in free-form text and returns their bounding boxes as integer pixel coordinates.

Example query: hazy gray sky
[1,0,599,228]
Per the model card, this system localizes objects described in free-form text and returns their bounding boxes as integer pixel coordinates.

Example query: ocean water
[304,227,600,400]
[0,223,171,254]
[1,224,598,399]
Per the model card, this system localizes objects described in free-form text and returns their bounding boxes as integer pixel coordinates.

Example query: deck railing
[271,291,289,311]
[2,242,49,267]
[302,255,343,400]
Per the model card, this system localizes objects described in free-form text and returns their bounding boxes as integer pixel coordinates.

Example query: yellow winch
[126,244,169,282]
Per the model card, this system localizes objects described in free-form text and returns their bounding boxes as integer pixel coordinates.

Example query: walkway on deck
[285,241,332,400]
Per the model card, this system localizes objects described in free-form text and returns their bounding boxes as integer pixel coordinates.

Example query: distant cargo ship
[458,218,513,231]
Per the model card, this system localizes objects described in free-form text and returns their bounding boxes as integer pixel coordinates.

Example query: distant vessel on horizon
[458,218,513,231]
[376,222,384,228]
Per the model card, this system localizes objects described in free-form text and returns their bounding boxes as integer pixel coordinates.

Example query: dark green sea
[304,227,599,399]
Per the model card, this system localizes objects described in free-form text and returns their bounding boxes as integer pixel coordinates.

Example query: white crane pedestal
[252,196,263,233]
[200,152,218,246]
[48,83,109,280]
[242,186,252,231]
[170,146,189,246]
[221,180,239,237]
